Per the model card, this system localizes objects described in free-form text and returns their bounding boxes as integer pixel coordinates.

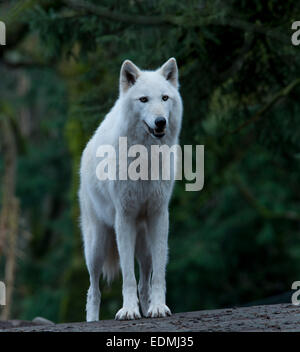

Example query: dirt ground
[0,303,299,332]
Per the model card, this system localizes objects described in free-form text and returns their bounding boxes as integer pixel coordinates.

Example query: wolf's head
[119,58,182,142]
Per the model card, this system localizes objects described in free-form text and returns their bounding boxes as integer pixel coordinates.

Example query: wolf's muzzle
[144,120,166,138]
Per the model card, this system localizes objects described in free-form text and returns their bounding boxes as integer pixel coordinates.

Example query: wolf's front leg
[147,209,171,318]
[115,212,141,320]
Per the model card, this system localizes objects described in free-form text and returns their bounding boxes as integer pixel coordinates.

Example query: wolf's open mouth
[143,121,165,138]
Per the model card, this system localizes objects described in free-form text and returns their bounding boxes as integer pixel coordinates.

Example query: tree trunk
[0,117,19,320]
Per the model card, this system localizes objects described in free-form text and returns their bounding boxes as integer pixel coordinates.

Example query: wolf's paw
[86,309,99,322]
[86,316,99,322]
[115,306,141,320]
[147,304,171,318]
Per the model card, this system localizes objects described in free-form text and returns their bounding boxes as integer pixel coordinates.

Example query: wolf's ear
[158,58,178,89]
[120,60,141,93]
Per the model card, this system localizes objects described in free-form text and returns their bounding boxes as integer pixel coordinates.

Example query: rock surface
[1,304,299,332]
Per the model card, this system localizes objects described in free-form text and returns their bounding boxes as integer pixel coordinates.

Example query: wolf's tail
[102,235,120,284]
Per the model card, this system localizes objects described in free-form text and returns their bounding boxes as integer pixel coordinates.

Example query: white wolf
[79,58,183,321]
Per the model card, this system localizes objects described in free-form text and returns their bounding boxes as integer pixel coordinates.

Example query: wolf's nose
[155,117,166,129]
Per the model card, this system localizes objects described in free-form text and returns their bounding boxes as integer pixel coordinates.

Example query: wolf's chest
[115,178,173,213]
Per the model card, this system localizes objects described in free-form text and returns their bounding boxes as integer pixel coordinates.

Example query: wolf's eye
[139,97,148,103]
[162,95,169,101]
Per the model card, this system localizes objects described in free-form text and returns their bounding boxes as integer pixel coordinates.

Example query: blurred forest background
[0,0,300,323]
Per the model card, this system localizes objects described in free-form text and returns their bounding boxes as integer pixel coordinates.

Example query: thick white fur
[79,58,183,321]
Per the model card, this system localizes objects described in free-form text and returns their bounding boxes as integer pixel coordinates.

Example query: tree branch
[63,0,289,43]
[229,78,300,134]
[234,176,300,221]
[0,58,52,69]
[63,0,176,26]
